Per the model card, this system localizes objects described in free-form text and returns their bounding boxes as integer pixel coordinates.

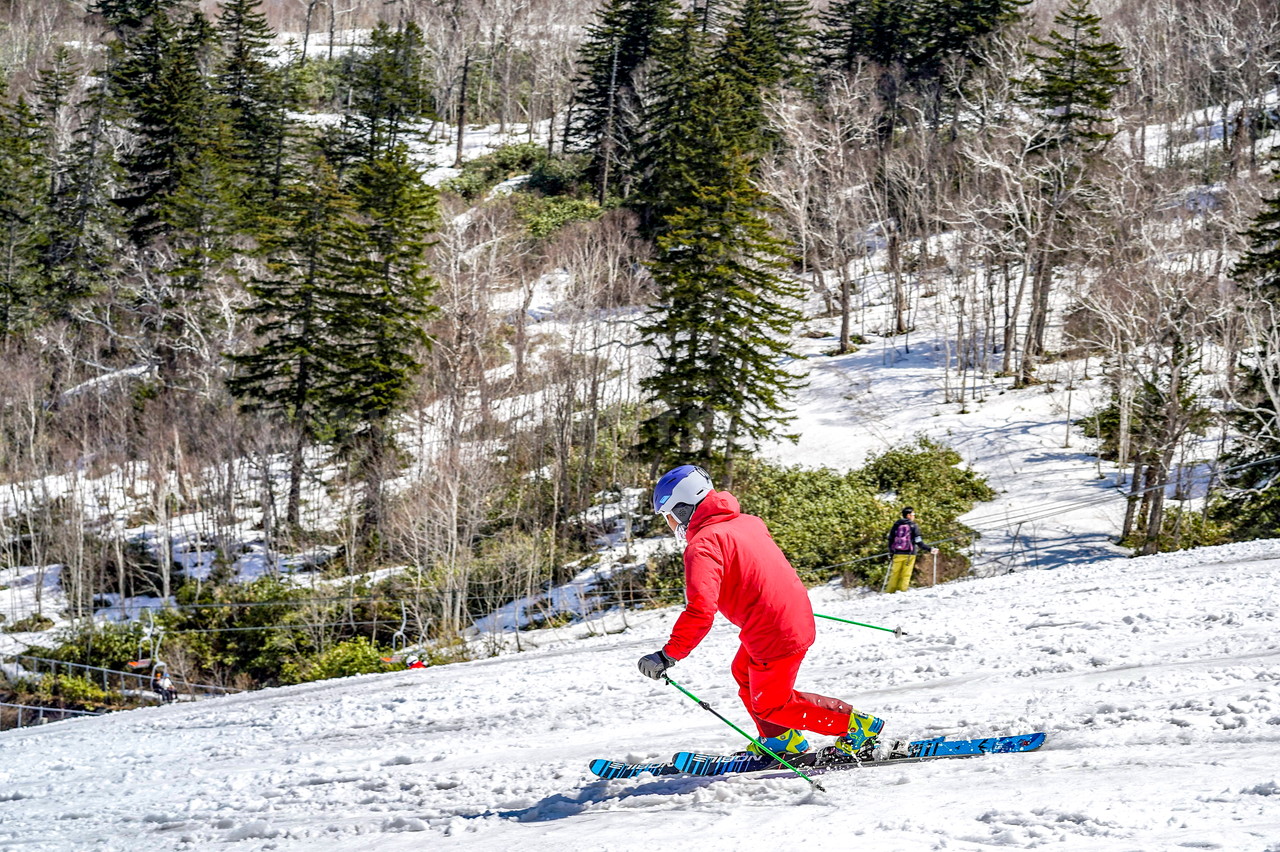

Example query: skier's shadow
[466,776,719,823]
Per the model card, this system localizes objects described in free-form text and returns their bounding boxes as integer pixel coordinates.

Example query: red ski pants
[730,645,854,738]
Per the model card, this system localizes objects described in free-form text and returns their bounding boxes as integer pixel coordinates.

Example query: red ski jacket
[662,490,815,664]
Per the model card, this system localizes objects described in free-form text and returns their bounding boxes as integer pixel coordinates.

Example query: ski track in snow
[2,542,1278,850]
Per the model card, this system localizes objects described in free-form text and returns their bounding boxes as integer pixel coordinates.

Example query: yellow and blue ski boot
[747,728,810,757]
[834,710,885,760]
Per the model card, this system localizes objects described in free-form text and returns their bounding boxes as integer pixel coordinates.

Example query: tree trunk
[597,41,620,205]
[1019,248,1053,386]
[839,266,852,353]
[287,426,305,531]
[889,232,908,336]
[359,423,386,552]
[1120,457,1142,539]
[1142,461,1169,556]
[328,0,337,63]
[453,51,471,169]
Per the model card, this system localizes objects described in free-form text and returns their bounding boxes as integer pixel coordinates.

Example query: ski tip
[588,759,611,778]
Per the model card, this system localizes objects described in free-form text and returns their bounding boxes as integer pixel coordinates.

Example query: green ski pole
[663,675,826,792]
[814,612,906,637]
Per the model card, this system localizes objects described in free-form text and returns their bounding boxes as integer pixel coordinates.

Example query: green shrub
[284,56,344,109]
[1148,506,1232,553]
[513,195,602,239]
[442,169,490,200]
[526,153,591,196]
[443,142,548,199]
[168,575,314,684]
[731,439,993,586]
[858,435,996,520]
[36,674,111,708]
[281,638,398,685]
[443,144,590,201]
[736,460,894,584]
[1077,401,1122,460]
[30,621,141,671]
[1210,485,1280,543]
[4,614,55,633]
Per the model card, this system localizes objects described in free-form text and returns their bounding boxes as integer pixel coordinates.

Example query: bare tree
[762,72,880,353]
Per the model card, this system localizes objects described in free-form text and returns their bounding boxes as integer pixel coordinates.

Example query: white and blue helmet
[653,464,713,528]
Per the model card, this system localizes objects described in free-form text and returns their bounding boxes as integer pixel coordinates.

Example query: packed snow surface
[2,540,1278,850]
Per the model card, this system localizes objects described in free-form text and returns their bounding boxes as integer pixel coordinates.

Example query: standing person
[636,464,887,759]
[886,506,932,593]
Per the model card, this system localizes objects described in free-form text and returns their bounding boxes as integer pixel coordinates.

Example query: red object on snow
[730,645,853,737]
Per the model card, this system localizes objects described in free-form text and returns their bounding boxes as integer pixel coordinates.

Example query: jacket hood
[686,490,740,538]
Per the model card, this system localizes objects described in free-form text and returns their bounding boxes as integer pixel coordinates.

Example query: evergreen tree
[229,155,360,530]
[91,0,177,31]
[32,48,84,307]
[819,0,1023,76]
[817,0,1025,137]
[164,99,240,296]
[234,144,436,542]
[720,0,812,91]
[637,71,804,478]
[0,93,47,336]
[32,48,77,203]
[112,8,230,248]
[816,0,927,143]
[1222,177,1280,537]
[568,0,678,201]
[108,7,243,384]
[1023,0,1129,151]
[635,15,754,228]
[336,22,433,166]
[32,49,121,314]
[918,0,1026,69]
[330,146,439,542]
[634,16,712,223]
[718,0,813,145]
[1236,181,1280,304]
[1017,0,1127,385]
[817,0,918,73]
[214,0,290,205]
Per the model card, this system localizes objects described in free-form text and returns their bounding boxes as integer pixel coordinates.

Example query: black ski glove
[638,650,674,680]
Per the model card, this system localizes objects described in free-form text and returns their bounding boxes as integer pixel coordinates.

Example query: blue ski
[589,733,1045,782]
[672,732,1046,777]
[909,732,1045,758]
[588,757,683,780]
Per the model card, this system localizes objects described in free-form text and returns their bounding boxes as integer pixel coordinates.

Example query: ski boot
[747,728,810,757]
[833,710,885,761]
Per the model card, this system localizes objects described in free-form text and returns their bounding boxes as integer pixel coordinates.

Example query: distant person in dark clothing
[886,507,932,593]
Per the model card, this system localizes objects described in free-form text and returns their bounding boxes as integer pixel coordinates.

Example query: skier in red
[637,465,886,758]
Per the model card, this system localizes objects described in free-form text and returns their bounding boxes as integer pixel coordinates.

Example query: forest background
[0,0,1278,701]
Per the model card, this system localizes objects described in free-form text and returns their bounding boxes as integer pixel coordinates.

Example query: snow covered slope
[761,323,1128,576]
[1,540,1277,851]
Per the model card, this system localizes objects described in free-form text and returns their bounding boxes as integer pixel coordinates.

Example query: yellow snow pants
[888,554,917,593]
